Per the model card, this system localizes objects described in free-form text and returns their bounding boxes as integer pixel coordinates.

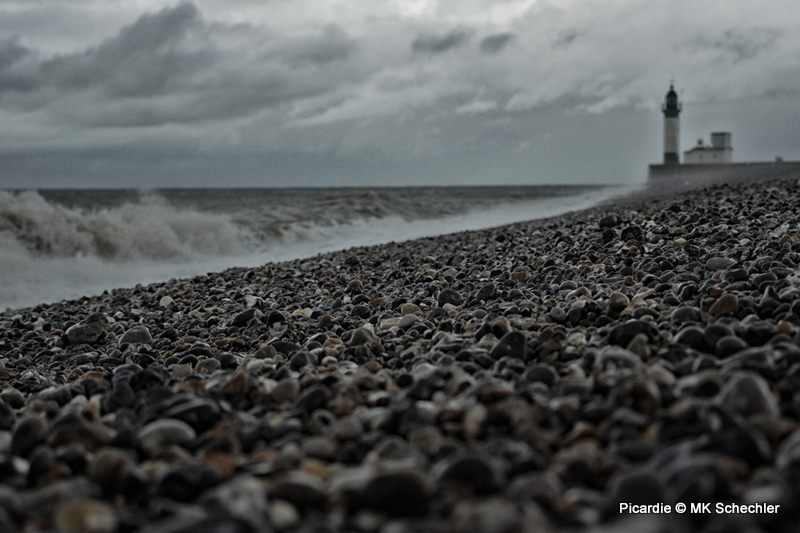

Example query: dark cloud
[0,38,29,69]
[282,24,357,66]
[41,2,209,96]
[690,27,781,63]
[0,2,364,128]
[0,38,37,92]
[412,28,470,55]
[553,29,580,48]
[480,33,513,54]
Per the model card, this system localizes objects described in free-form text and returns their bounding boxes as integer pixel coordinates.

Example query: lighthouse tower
[662,84,681,164]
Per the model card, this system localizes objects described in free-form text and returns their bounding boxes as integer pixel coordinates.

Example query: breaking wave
[0,190,252,261]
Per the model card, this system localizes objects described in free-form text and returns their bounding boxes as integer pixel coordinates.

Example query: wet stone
[0,400,15,430]
[295,384,332,413]
[672,306,701,323]
[524,365,559,388]
[271,379,300,404]
[397,314,419,329]
[620,226,642,241]
[549,307,566,324]
[710,294,740,316]
[352,304,371,319]
[607,321,654,349]
[716,372,779,418]
[346,279,363,294]
[137,418,197,455]
[744,321,778,346]
[156,460,224,503]
[199,476,269,531]
[599,214,619,227]
[139,515,259,533]
[350,327,379,347]
[610,469,665,507]
[301,436,336,460]
[268,472,326,511]
[231,308,262,328]
[271,341,301,356]
[118,325,153,346]
[608,292,630,312]
[359,472,431,517]
[18,477,102,519]
[11,416,48,457]
[674,326,710,352]
[438,289,463,307]
[266,310,286,326]
[331,416,364,441]
[254,343,277,359]
[163,397,222,433]
[716,335,748,357]
[707,257,736,271]
[626,333,651,360]
[490,331,528,361]
[400,303,422,315]
[0,388,24,409]
[55,498,118,533]
[721,268,749,282]
[435,455,501,495]
[476,283,498,302]
[87,447,135,489]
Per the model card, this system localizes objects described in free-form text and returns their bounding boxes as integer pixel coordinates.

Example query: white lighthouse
[662,84,681,164]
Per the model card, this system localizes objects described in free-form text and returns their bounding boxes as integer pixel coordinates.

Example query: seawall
[649,160,800,183]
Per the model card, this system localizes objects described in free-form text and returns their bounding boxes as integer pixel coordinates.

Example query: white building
[683,132,733,164]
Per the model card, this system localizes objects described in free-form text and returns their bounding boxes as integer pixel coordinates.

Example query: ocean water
[0,185,636,311]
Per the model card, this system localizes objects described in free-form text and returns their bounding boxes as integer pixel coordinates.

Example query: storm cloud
[480,33,513,54]
[412,28,471,54]
[0,3,368,129]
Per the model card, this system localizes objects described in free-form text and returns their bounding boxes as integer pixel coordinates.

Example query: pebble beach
[3,173,800,533]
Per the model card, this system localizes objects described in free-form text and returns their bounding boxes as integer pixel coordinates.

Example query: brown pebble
[55,500,117,533]
[346,279,363,294]
[400,303,422,315]
[199,452,236,479]
[626,333,651,360]
[510,271,528,283]
[222,370,249,397]
[88,447,133,488]
[0,387,24,409]
[398,314,419,329]
[709,293,739,316]
[271,379,300,404]
[369,297,386,308]
[490,316,512,336]
[196,358,222,374]
[255,343,277,359]
[332,416,364,441]
[706,281,730,298]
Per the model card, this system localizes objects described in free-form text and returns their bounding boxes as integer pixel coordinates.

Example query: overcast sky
[1,0,798,188]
